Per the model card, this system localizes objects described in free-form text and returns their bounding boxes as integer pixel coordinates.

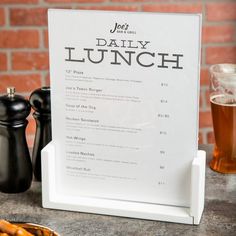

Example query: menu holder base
[41,141,206,225]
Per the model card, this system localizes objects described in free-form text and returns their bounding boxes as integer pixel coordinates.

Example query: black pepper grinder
[30,87,51,181]
[0,87,32,193]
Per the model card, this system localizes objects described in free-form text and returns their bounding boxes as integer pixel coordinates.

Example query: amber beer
[210,94,236,173]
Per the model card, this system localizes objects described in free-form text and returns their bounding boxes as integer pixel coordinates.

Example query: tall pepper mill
[30,87,51,181]
[0,87,32,193]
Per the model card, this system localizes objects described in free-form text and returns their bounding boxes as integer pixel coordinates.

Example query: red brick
[198,131,203,144]
[202,25,235,43]
[0,0,38,3]
[46,0,104,2]
[199,88,212,110]
[0,8,5,26]
[199,90,202,109]
[12,52,49,70]
[142,4,202,13]
[79,5,139,11]
[200,68,210,86]
[206,46,236,65]
[206,3,236,21]
[26,117,36,135]
[0,53,7,71]
[0,30,39,48]
[205,89,211,109]
[10,8,47,26]
[43,30,48,48]
[26,135,35,148]
[207,131,215,144]
[45,73,50,86]
[0,74,41,93]
[199,111,212,128]
[112,0,160,2]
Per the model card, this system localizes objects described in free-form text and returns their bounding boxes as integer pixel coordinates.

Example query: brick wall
[0,0,235,147]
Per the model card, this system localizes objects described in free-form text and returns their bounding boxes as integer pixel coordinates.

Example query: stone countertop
[0,145,236,236]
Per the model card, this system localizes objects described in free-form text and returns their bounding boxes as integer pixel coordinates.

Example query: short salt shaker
[0,87,32,193]
[30,87,52,181]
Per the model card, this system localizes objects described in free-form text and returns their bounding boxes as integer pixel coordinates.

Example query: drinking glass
[209,64,236,174]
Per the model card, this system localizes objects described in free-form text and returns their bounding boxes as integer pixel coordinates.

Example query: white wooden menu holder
[41,142,205,225]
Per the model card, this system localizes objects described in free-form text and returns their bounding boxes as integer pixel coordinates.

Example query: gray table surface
[0,145,235,236]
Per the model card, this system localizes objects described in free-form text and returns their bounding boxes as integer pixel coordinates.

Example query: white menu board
[48,9,201,208]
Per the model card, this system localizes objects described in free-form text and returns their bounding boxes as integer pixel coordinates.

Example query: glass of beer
[209,64,236,174]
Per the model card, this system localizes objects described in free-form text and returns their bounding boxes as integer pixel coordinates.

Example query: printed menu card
[48,9,201,207]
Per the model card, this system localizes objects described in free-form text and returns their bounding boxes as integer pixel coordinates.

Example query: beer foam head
[211,94,236,106]
[210,64,236,97]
